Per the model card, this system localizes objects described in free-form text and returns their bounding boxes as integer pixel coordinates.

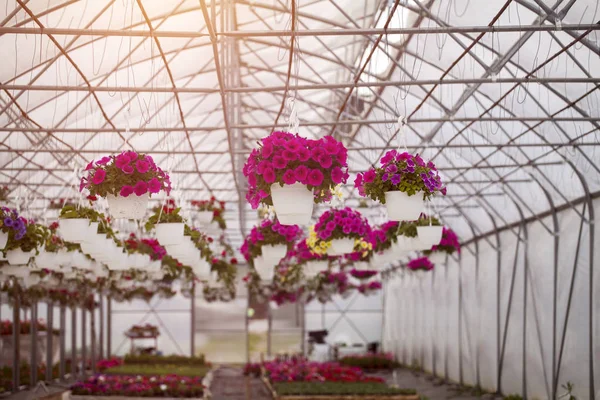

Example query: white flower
[149,377,156,382]
[160,384,167,391]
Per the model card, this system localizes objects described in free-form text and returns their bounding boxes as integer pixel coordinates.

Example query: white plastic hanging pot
[304,260,328,278]
[147,260,162,272]
[261,244,287,266]
[6,249,34,265]
[192,259,211,280]
[384,190,424,222]
[328,238,355,256]
[195,211,214,226]
[106,194,148,219]
[270,182,314,225]
[395,236,420,253]
[417,225,443,248]
[0,265,30,278]
[88,221,99,236]
[428,251,447,265]
[0,231,8,250]
[22,274,41,288]
[253,255,274,281]
[155,222,185,245]
[59,218,89,243]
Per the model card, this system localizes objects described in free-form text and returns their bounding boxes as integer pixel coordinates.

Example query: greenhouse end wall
[383,198,599,400]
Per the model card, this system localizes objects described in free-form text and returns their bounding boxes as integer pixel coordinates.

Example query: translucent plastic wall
[383,198,600,399]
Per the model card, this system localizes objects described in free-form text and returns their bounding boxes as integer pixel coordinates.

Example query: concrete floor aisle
[208,367,272,400]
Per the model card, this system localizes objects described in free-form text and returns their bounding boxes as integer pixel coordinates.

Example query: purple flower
[382,173,389,182]
[390,174,401,185]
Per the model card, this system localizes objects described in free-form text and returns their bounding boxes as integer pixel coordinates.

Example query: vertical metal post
[30,302,38,387]
[458,251,463,385]
[12,294,20,392]
[46,302,53,382]
[190,283,195,357]
[300,302,305,356]
[107,298,112,357]
[81,308,87,376]
[99,295,104,361]
[71,307,77,378]
[59,305,66,381]
[267,303,272,358]
[90,306,96,375]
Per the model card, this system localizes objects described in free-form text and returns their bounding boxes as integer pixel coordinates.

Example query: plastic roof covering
[0,0,599,247]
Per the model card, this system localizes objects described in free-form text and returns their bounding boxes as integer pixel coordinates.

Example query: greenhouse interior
[0,0,598,399]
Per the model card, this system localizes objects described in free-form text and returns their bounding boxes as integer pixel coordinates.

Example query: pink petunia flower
[307,169,324,187]
[272,156,287,169]
[134,181,148,196]
[122,165,134,175]
[96,156,111,165]
[115,154,130,169]
[331,167,344,184]
[148,178,161,194]
[262,167,276,183]
[120,185,134,197]
[294,165,309,183]
[92,169,106,185]
[282,170,296,185]
[135,160,150,174]
[85,161,95,171]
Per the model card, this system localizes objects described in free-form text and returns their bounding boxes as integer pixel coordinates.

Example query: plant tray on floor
[265,381,418,400]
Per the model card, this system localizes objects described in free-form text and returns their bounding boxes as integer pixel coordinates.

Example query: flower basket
[416,225,443,248]
[355,150,445,222]
[329,238,355,256]
[154,222,184,245]
[384,190,424,221]
[310,208,371,257]
[243,131,348,225]
[241,219,302,278]
[191,197,227,229]
[79,151,171,219]
[304,260,329,278]
[0,231,7,249]
[6,249,34,265]
[423,226,460,258]
[407,256,434,272]
[107,194,148,219]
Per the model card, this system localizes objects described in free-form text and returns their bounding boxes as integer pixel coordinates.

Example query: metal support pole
[81,308,87,376]
[190,284,195,357]
[12,294,20,392]
[267,303,272,358]
[107,298,112,357]
[300,302,305,356]
[59,305,66,381]
[46,302,53,382]
[30,302,38,387]
[71,307,76,378]
[99,295,104,360]
[90,306,96,375]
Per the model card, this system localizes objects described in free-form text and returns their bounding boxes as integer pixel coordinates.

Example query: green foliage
[145,206,185,232]
[58,204,101,221]
[274,382,417,396]
[123,354,206,366]
[184,225,213,261]
[105,364,210,377]
[504,395,524,400]
[339,354,400,370]
[559,382,577,400]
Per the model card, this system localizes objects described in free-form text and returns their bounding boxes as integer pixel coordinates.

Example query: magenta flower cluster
[79,151,171,198]
[430,227,460,254]
[357,281,383,294]
[407,256,434,271]
[314,207,371,241]
[349,269,378,280]
[240,218,302,261]
[70,374,204,398]
[263,358,384,383]
[1,207,27,240]
[243,131,349,208]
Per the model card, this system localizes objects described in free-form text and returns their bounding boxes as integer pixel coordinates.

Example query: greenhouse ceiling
[0,0,599,246]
